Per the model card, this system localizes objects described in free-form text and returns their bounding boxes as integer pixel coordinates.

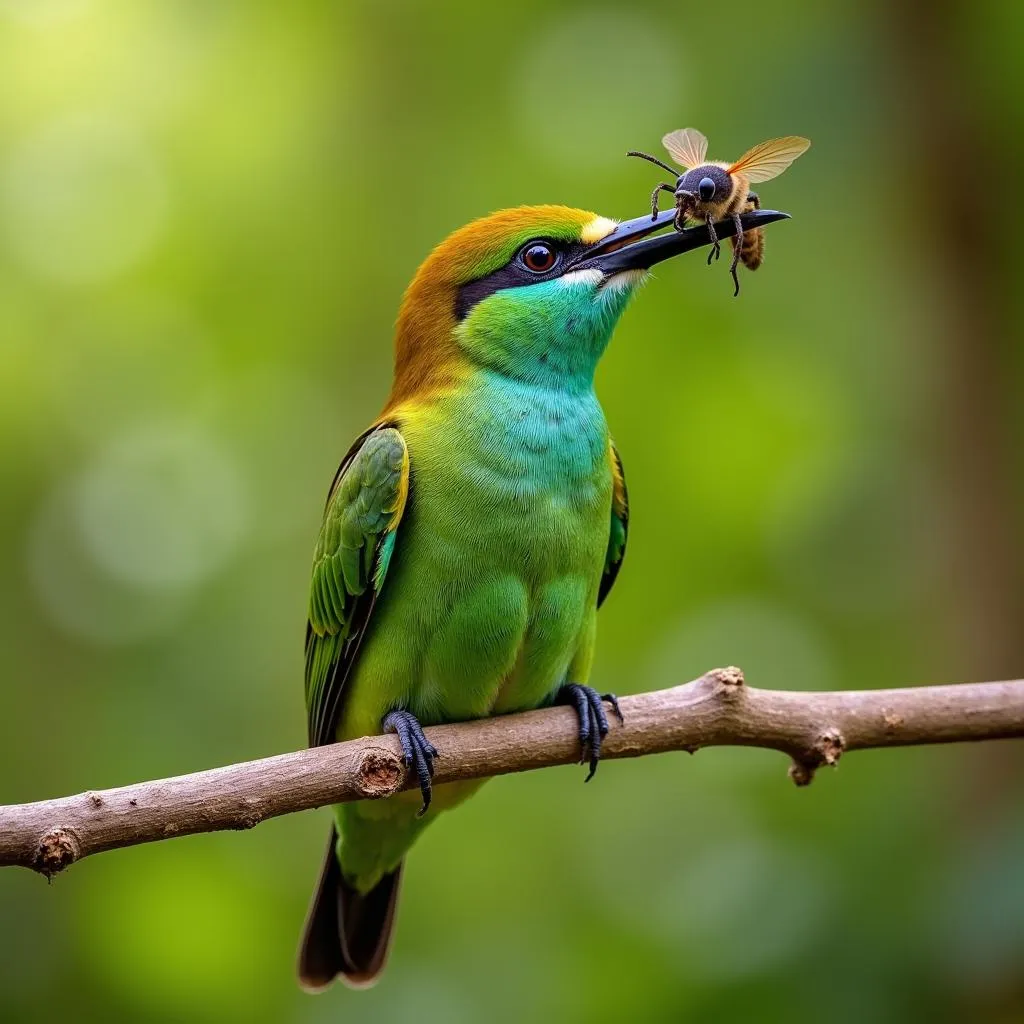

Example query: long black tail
[297,828,403,990]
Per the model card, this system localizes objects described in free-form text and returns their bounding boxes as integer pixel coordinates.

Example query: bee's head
[676,164,732,207]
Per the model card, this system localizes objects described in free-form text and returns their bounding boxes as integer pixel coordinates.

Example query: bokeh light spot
[2,112,167,284]
[0,0,88,23]
[27,481,187,645]
[73,421,248,592]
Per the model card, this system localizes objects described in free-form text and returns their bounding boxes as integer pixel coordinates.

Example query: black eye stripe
[454,240,589,320]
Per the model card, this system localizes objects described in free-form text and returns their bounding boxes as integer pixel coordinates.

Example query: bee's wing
[727,136,810,183]
[662,128,708,170]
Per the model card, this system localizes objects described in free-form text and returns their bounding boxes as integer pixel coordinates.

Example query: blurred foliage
[1,1,1023,1022]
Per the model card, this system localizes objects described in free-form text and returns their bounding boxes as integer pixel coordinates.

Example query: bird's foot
[382,709,438,817]
[556,684,624,782]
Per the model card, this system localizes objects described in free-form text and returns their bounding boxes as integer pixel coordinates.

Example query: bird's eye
[519,241,558,274]
[698,176,716,202]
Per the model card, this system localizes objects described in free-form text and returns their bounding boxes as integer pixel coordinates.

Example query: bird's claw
[556,684,623,782]
[602,692,624,726]
[382,708,438,816]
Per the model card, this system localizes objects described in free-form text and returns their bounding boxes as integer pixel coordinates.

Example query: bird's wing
[305,424,410,747]
[598,439,629,608]
[662,128,708,170]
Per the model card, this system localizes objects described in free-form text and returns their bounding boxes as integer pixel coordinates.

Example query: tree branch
[3,668,1023,878]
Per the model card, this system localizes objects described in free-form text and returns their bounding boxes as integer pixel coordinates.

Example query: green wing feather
[598,440,628,608]
[305,424,409,747]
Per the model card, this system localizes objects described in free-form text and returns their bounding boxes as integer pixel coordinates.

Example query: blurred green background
[2,1,1023,1021]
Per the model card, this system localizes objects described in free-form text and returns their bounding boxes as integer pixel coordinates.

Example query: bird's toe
[556,684,623,782]
[382,709,438,815]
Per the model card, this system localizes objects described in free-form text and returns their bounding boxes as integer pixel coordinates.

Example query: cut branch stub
[354,747,404,798]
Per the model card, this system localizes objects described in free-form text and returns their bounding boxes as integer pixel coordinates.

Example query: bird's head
[387,203,786,404]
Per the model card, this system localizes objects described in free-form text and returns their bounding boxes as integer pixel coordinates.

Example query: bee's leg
[729,211,744,297]
[649,183,677,221]
[746,191,761,210]
[705,215,721,265]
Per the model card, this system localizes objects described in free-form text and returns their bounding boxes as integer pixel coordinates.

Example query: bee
[628,129,810,295]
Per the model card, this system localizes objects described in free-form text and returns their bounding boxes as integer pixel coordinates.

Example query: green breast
[410,371,611,576]
[377,371,612,720]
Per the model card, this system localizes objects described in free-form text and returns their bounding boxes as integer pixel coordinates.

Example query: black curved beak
[573,207,790,275]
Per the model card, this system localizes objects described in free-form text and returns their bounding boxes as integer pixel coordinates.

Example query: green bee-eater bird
[297,202,787,989]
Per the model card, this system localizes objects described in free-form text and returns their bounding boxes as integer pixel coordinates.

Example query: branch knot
[707,666,745,698]
[788,727,846,787]
[817,728,845,767]
[34,828,80,879]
